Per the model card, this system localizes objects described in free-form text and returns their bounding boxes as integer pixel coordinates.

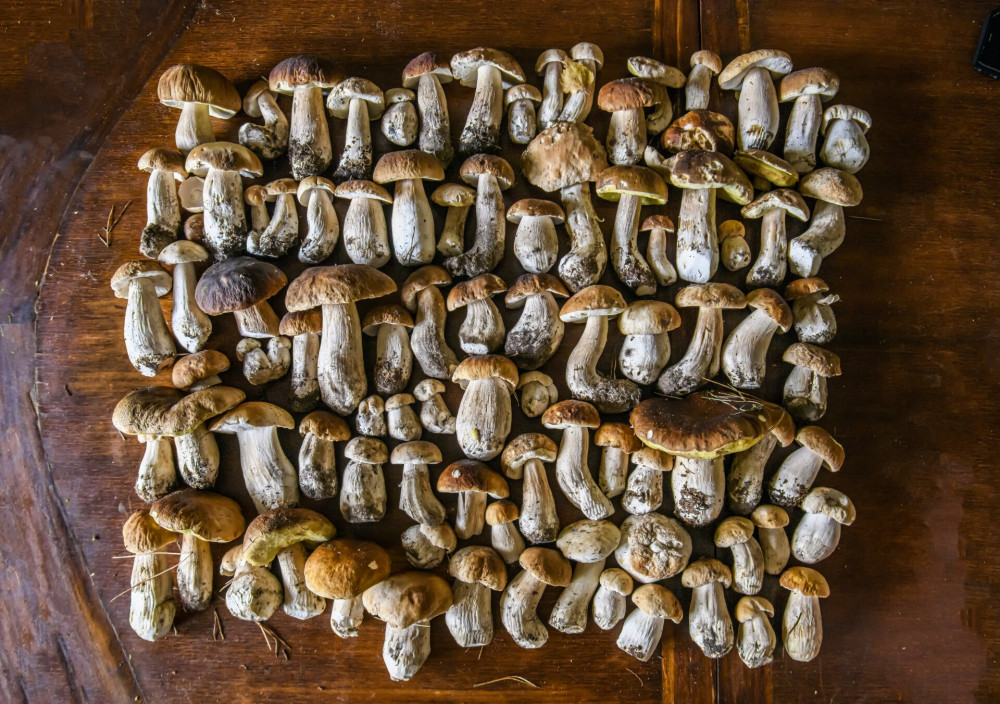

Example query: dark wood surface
[3,1,1000,702]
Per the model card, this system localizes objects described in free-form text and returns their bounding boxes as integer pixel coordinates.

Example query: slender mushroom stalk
[445,546,507,647]
[451,48,525,156]
[444,155,514,277]
[401,523,457,569]
[438,460,509,539]
[239,80,290,160]
[721,289,793,390]
[617,584,684,662]
[550,520,620,633]
[642,215,678,287]
[542,400,614,520]
[486,500,526,564]
[222,545,283,622]
[615,512,693,584]
[339,437,388,523]
[413,379,455,434]
[138,149,187,257]
[294,177,340,265]
[236,336,291,385]
[452,355,518,461]
[536,49,568,129]
[736,596,777,668]
[304,539,391,639]
[508,199,564,274]
[297,411,350,500]
[560,43,604,122]
[392,441,446,525]
[728,411,796,514]
[719,219,751,271]
[682,558,735,658]
[502,433,560,544]
[500,547,571,648]
[504,275,568,371]
[793,487,856,564]
[783,342,842,422]
[506,84,541,144]
[328,78,385,182]
[780,566,830,662]
[196,257,285,339]
[111,262,176,377]
[269,56,341,180]
[623,447,675,516]
[618,300,682,386]
[598,78,665,165]
[789,168,864,277]
[402,52,454,166]
[373,150,445,265]
[516,371,558,418]
[448,274,507,355]
[769,426,844,507]
[779,68,840,173]
[786,277,839,344]
[718,50,793,151]
[362,304,414,397]
[431,183,476,257]
[672,456,725,527]
[244,184,269,241]
[158,241,211,353]
[595,422,642,498]
[381,88,417,146]
[743,190,810,288]
[715,517,765,595]
[278,310,322,412]
[627,57,686,134]
[685,51,722,110]
[593,568,634,630]
[820,105,872,174]
[752,505,792,575]
[122,510,177,641]
[156,64,239,154]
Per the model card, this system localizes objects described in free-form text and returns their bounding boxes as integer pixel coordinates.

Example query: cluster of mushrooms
[112,45,867,681]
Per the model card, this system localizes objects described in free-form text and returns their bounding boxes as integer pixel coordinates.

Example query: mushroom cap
[421,522,458,551]
[452,354,519,389]
[157,64,240,117]
[485,499,519,525]
[681,557,733,588]
[172,350,229,389]
[690,50,723,73]
[599,568,634,595]
[660,110,735,154]
[518,547,572,587]
[631,391,786,459]
[111,261,172,298]
[596,165,669,205]
[675,283,747,310]
[639,214,675,233]
[343,436,388,463]
[718,49,793,90]
[822,104,873,134]
[506,83,542,106]
[615,512,692,581]
[385,87,415,104]
[264,178,299,197]
[780,67,840,102]
[123,509,177,554]
[556,520,621,563]
[210,401,294,433]
[627,56,686,88]
[299,410,350,442]
[156,385,246,436]
[184,142,263,178]
[460,154,515,190]
[799,168,863,206]
[542,399,600,430]
[158,240,209,266]
[437,460,509,498]
[505,273,569,308]
[801,487,856,525]
[714,516,755,548]
[268,55,342,93]
[334,179,393,203]
[718,219,746,241]
[360,394,385,413]
[113,386,183,436]
[242,80,271,116]
[242,508,336,566]
[520,121,608,192]
[666,150,753,204]
[784,277,830,300]
[535,48,569,72]
[362,571,453,628]
[431,182,476,207]
[304,539,391,599]
[195,257,286,314]
[279,309,323,336]
[571,42,605,67]
[633,446,675,472]
[326,77,385,119]
[391,440,442,465]
[783,342,842,377]
[516,370,555,390]
[296,176,336,205]
[796,426,845,470]
[506,198,565,224]
[219,544,243,575]
[594,422,642,453]
[618,299,682,335]
[734,150,799,188]
[402,52,453,87]
[597,77,665,111]
[751,504,790,529]
[183,211,205,238]
[401,265,451,310]
[770,407,798,447]
[138,148,187,180]
[244,184,267,206]
[449,545,507,590]
[447,273,508,310]
[450,47,525,88]
[779,566,830,597]
[746,288,794,332]
[373,149,445,183]
[413,378,447,401]
[735,595,775,622]
[632,584,683,622]
[150,489,245,542]
[501,433,558,473]
[559,285,627,322]
[285,264,396,312]
[362,304,413,335]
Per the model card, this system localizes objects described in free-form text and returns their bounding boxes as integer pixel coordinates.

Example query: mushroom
[597,78,666,165]
[559,285,640,414]
[339,436,388,523]
[182,211,205,242]
[486,500,525,564]
[111,261,176,377]
[451,48,525,156]
[305,539,391,638]
[401,522,457,569]
[593,568,634,631]
[159,385,245,490]
[373,150,445,265]
[595,422,641,498]
[618,300,682,386]
[721,288,793,389]
[150,489,244,612]
[452,355,518,461]
[718,50,793,150]
[535,49,568,129]
[520,121,609,292]
[660,109,735,154]
[172,349,228,391]
[542,400,613,520]
[626,56,686,134]
[195,256,286,339]
[779,67,839,174]
[715,516,765,595]
[751,505,791,575]
[392,441,445,525]
[734,147,799,194]
[381,88,417,147]
[445,545,507,647]
[362,304,414,397]
[297,411,350,500]
[356,394,387,437]
[156,64,239,154]
[685,51,722,110]
[727,409,796,515]
[769,426,845,507]
[550,519,620,633]
[112,387,180,502]
[515,371,558,417]
[682,558,735,658]
[742,190,810,288]
[285,264,396,415]
[445,155,514,277]
[122,510,177,641]
[785,277,839,345]
[502,433,560,544]
[327,77,385,182]
[655,283,746,396]
[448,274,507,354]
[244,185,269,243]
[210,402,298,512]
[504,274,568,371]
[138,148,187,257]
[236,336,291,385]
[437,459,509,539]
[623,446,675,516]
[248,178,300,258]
[793,487,856,564]
[184,142,263,259]
[736,596,777,668]
[158,241,212,353]
[508,198,564,274]
[789,167,864,277]
[402,52,454,166]
[779,566,830,662]
[221,545,283,622]
[506,84,541,144]
[413,379,455,434]
[278,310,322,412]
[329,181,392,268]
[179,177,205,216]
[666,149,754,283]
[559,42,604,122]
[432,183,476,257]
[500,547,571,648]
[782,342,842,421]
[614,512,692,584]
[821,104,872,174]
[239,80,290,160]
[617,584,683,662]
[363,571,453,681]
[642,215,678,287]
[268,55,341,180]
[296,177,340,264]
[719,219,751,271]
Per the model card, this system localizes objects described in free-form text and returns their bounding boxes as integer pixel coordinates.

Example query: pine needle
[256,622,290,659]
[99,200,132,247]
[212,609,225,641]
[625,667,643,685]
[473,676,539,689]
[109,562,178,602]
[111,551,182,559]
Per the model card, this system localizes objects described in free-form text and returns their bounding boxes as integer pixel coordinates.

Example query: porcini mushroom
[304,539,391,638]
[623,446,675,516]
[447,274,507,355]
[508,198,564,274]
[615,512,692,583]
[446,545,507,647]
[504,274,568,370]
[734,147,799,194]
[821,104,872,174]
[195,256,285,339]
[500,547,571,648]
[413,379,455,434]
[789,167,864,277]
[506,84,541,144]
[769,425,845,507]
[542,400,613,520]
[515,371,558,417]
[793,487,856,564]
[171,349,228,391]
[451,48,525,156]
[373,150,445,265]
[642,215,678,287]
[779,566,830,662]
[247,178,300,259]
[158,241,211,353]
[718,50,793,150]
[660,109,735,154]
[452,355,518,461]
[502,433,560,544]
[445,155,514,277]
[402,52,454,165]
[751,505,791,575]
[244,185,268,240]
[437,459,509,539]
[401,522,457,569]
[297,176,340,264]
[721,288,793,389]
[327,77,385,182]
[592,568,633,631]
[618,300,682,386]
[719,219,751,271]
[486,500,525,564]
[550,519,620,633]
[715,516,765,595]
[111,261,176,377]
[536,49,568,129]
[339,436,388,523]
[279,309,322,412]
[179,178,204,217]
[297,411,350,500]
[392,441,445,526]
[112,387,181,501]
[156,64,239,154]
[236,336,290,385]
[239,80,289,160]
[672,455,726,527]
[786,277,840,345]
[598,78,667,165]
[682,558,735,658]
[685,51,722,110]
[742,189,810,288]
[626,56,686,134]
[362,304,413,397]
[779,67,839,174]
[736,596,777,668]
[432,183,476,257]
[138,148,187,257]
[617,584,683,662]
[381,88,417,147]
[268,56,341,180]
[727,409,796,514]
[122,510,177,641]
[334,179,392,267]
[220,545,282,622]
[783,342,842,421]
[356,394,387,437]
[559,43,604,122]
[595,422,642,498]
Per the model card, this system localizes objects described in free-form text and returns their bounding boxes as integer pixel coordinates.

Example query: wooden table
[2,0,998,701]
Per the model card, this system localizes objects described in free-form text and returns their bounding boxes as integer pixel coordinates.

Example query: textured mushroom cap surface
[362,304,413,335]
[485,499,520,525]
[516,371,555,389]
[600,568,634,595]
[449,545,507,590]
[559,284,627,321]
[299,411,350,442]
[822,104,873,133]
[139,148,188,178]
[297,176,336,205]
[450,47,525,87]
[460,154,516,189]
[751,504,789,529]
[784,277,830,300]
[542,399,601,429]
[501,433,558,471]
[735,595,776,621]
[718,49,793,90]
[779,566,830,597]
[113,386,184,435]
[627,56,686,87]
[616,512,692,581]
[264,178,299,197]
[387,88,415,102]
[571,41,605,66]
[633,446,675,472]
[594,422,642,453]
[326,77,385,119]
[520,121,608,192]
[640,214,675,232]
[447,273,508,310]
[597,77,664,111]
[195,257,286,314]
[385,393,416,411]
[373,149,445,183]
[770,407,798,447]
[155,386,245,435]
[505,273,569,307]
[633,584,684,622]
[362,571,453,628]
[400,265,451,310]
[437,460,509,497]
[714,516,756,548]
[796,426,845,470]
[157,64,240,116]
[801,487,856,525]
[661,110,735,154]
[783,342,842,376]
[556,520,621,562]
[304,539,391,599]
[675,283,747,309]
[150,489,245,542]
[780,67,840,101]
[285,264,396,311]
[666,150,754,204]
[210,401,295,432]
[268,55,342,93]
[158,240,209,266]
[123,509,178,553]
[413,378,447,401]
[111,260,172,298]
[535,48,569,72]
[518,547,572,587]
[452,354,519,388]
[334,179,393,203]
[343,436,389,463]
[507,198,565,223]
[402,51,453,87]
[734,149,799,188]
[185,142,263,178]
[172,349,229,389]
[681,558,734,588]
[242,508,336,566]
[745,288,794,331]
[799,167,863,206]
[391,440,442,465]
[690,50,722,72]
[618,299,682,335]
[279,309,323,337]
[596,165,668,205]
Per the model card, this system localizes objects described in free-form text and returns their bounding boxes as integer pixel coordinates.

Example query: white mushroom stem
[436,203,470,257]
[555,425,614,520]
[645,95,674,134]
[335,98,373,181]
[560,60,598,122]
[623,467,664,515]
[611,194,656,295]
[758,525,790,575]
[619,331,671,386]
[689,581,734,658]
[459,298,504,355]
[607,108,646,165]
[400,462,446,525]
[175,102,213,154]
[340,458,386,523]
[538,61,564,129]
[239,91,289,160]
[411,287,457,379]
[319,303,366,416]
[238,337,291,385]
[356,397,386,437]
[392,178,435,265]
[289,84,332,180]
[416,73,452,165]
[506,291,564,370]
[419,394,455,434]
[821,119,869,174]
[566,315,640,414]
[401,524,448,569]
[446,174,505,277]
[174,424,219,489]
[247,198,269,234]
[598,446,629,498]
[235,426,299,512]
[202,168,248,259]
[382,101,417,146]
[792,513,841,564]
[738,609,776,667]
[727,434,778,515]
[343,196,389,267]
[289,332,320,412]
[727,539,765,595]
[770,446,827,506]
[500,569,550,648]
[330,595,364,637]
[455,378,511,461]
[737,67,780,150]
[722,309,782,390]
[592,584,626,631]
[299,189,340,264]
[647,226,678,286]
[788,200,846,278]
[783,590,823,662]
[136,437,177,503]
[558,182,607,292]
[657,305,722,396]
[508,99,536,144]
[446,580,494,647]
[686,65,714,111]
[513,216,559,274]
[233,301,280,339]
[783,365,827,421]
[277,543,326,620]
[129,548,175,641]
[784,94,822,174]
[124,278,176,377]
[793,292,839,345]
[298,432,337,499]
[169,261,212,353]
[491,522,526,564]
[455,491,488,540]
[249,192,299,258]
[746,208,789,287]
[374,324,412,396]
[549,559,604,634]
[520,458,559,544]
[676,187,718,283]
[672,457,724,527]
[142,168,181,257]
[382,621,431,681]
[176,533,213,611]
[225,558,282,621]
[617,605,666,662]
[459,64,503,155]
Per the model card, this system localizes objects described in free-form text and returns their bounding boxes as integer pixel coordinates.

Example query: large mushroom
[413,379,456,434]
[502,433,560,544]
[171,349,228,392]
[542,400,613,520]
[297,411,350,500]
[792,487,856,564]
[550,519,620,634]
[597,78,666,165]
[138,148,187,257]
[617,584,683,662]
[500,547,571,648]
[718,50,793,150]
[336,180,393,267]
[595,422,642,499]
[437,459,509,539]
[779,67,840,174]
[786,277,840,345]
[195,256,286,339]
[339,437,388,523]
[447,274,507,354]
[779,566,830,662]
[402,52,454,166]
[735,596,777,668]
[626,56,686,134]
[239,80,289,160]
[297,177,340,264]
[769,425,845,506]
[373,149,445,265]
[642,215,678,287]
[727,409,796,514]
[363,304,414,397]
[715,516,765,595]
[327,77,385,182]
[789,167,864,277]
[381,88,417,147]
[156,64,239,154]
[432,183,476,257]
[452,355,518,461]
[111,261,176,376]
[685,51,722,110]
[504,274,568,370]
[618,300,682,386]
[559,42,604,122]
[742,189,810,288]
[821,104,872,174]
[682,558,735,658]
[721,288,793,390]
[535,49,568,129]
[445,155,514,277]
[623,446,675,516]
[507,198,564,274]
[122,510,177,641]
[401,265,458,379]
[158,241,212,353]
[305,539,391,638]
[451,48,525,156]
[614,512,692,584]
[392,441,446,526]
[445,545,507,647]
[783,342,842,421]
[279,309,323,412]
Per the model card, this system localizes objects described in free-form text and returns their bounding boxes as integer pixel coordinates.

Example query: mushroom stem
[607,108,646,165]
[685,65,714,111]
[513,216,559,274]
[129,548,175,641]
[299,188,340,264]
[174,423,219,489]
[334,98,373,181]
[784,94,822,173]
[330,595,364,637]
[676,187,718,283]
[783,590,823,662]
[619,331,670,386]
[549,559,604,634]
[175,101,213,154]
[459,64,503,155]
[289,332,320,412]
[177,533,213,611]
[672,456,724,527]
[240,90,289,160]
[689,581,734,658]
[623,466,664,515]
[611,193,656,295]
[592,583,626,631]
[232,301,281,339]
[647,224,678,286]
[567,314,641,414]
[558,182,607,292]
[508,99,536,145]
[538,61,564,129]
[124,278,176,377]
[792,292,839,345]
[416,73,453,165]
[445,174,505,277]
[318,303,366,415]
[170,261,212,353]
[500,570,549,648]
[343,195,389,267]
[392,178,435,265]
[455,378,511,461]
[788,200,846,278]
[383,621,431,681]
[202,168,248,259]
[737,66,780,150]
[506,291,564,370]
[340,457,386,523]
[226,557,282,621]
[491,521,526,564]
[400,463,446,526]
[235,426,299,512]
[560,60,598,122]
[436,202,469,257]
[142,168,181,257]
[599,446,629,498]
[298,431,337,499]
[746,208,788,287]
[656,305,722,396]
[520,458,559,544]
[418,394,455,435]
[759,525,790,575]
[277,543,325,620]
[617,606,665,662]
[411,287,458,379]
[458,298,504,355]
[251,191,299,259]
[792,513,841,564]
[727,433,778,514]
[289,84,332,180]
[738,607,776,667]
[729,540,765,595]
[446,580,493,647]
[770,446,825,506]
[136,437,177,503]
[373,323,412,396]
[722,309,781,389]
[456,490,488,540]
[783,365,827,421]
[555,425,614,520]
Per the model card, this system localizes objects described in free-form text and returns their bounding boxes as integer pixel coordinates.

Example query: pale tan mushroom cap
[714,516,755,548]
[242,507,336,566]
[138,148,187,179]
[640,214,675,233]
[785,277,830,300]
[596,165,669,205]
[796,426,845,470]
[633,583,683,622]
[735,595,775,622]
[279,309,323,337]
[633,446,675,472]
[184,142,263,178]
[123,509,177,554]
[690,50,722,73]
[460,154,515,190]
[172,350,229,389]
[799,167,864,206]
[681,558,733,589]
[780,67,840,102]
[285,264,396,312]
[599,567,634,595]
[519,547,572,587]
[268,55,342,93]
[718,220,746,241]
[401,265,451,310]
[413,378,447,401]
[822,104,873,134]
[299,410,350,442]
[450,47,525,88]
[385,393,416,411]
[559,284,627,322]
[447,273,508,310]
[521,121,608,192]
[297,176,336,205]
[113,386,183,436]
[506,83,542,106]
[571,42,604,67]
[264,178,299,198]
[516,371,555,390]
[242,80,271,117]
[801,487,856,525]
[507,198,565,224]
[746,288,794,332]
[783,342,842,377]
[751,504,790,529]
[535,48,569,73]
[779,566,830,597]
[158,240,209,266]
[666,149,753,204]
[326,77,385,119]
[210,401,294,433]
[157,64,240,117]
[594,422,642,453]
[431,182,476,207]
[362,571,453,628]
[155,385,245,436]
[542,399,601,430]
[597,77,666,111]
[421,523,458,551]
[391,440,442,465]
[344,436,389,463]
[150,489,245,542]
[452,354,519,389]
[362,304,413,335]
[304,539,391,600]
[556,520,621,562]
[505,273,569,307]
[501,433,558,473]
[373,149,445,183]
[449,545,507,590]
[485,499,519,525]
[335,179,393,203]
[437,460,509,497]
[111,260,172,298]
[627,56,686,87]
[718,49,793,90]
[675,283,747,310]
[770,406,798,447]
[618,299,682,335]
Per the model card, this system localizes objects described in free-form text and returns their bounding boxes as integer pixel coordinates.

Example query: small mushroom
[793,487,856,564]
[735,596,777,668]
[112,388,180,502]
[733,147,799,194]
[785,277,840,345]
[279,309,323,412]
[195,256,286,339]
[402,52,454,166]
[559,43,604,122]
[597,78,666,165]
[339,437,388,523]
[660,109,735,154]
[769,426,845,507]
[506,84,541,144]
[305,539,391,638]
[821,104,872,174]
[236,336,291,385]
[327,77,385,182]
[268,56,342,180]
[156,64,239,154]
[122,510,177,641]
[158,241,212,353]
[138,148,187,257]
[783,342,842,421]
[445,546,507,647]
[437,459,509,539]
[447,274,507,354]
[615,512,692,583]
[682,558,735,658]
[515,371,558,418]
[721,288,793,390]
[297,177,340,265]
[715,516,765,595]
[505,274,568,371]
[779,67,839,174]
[550,520,620,633]
[751,505,791,575]
[445,155,515,277]
[542,400,613,520]
[356,394,386,437]
[592,568,633,631]
[789,168,864,277]
[500,547,571,648]
[618,300,682,386]
[535,49,568,129]
[297,411,350,500]
[381,88,417,147]
[685,51,722,110]
[248,178,300,258]
[507,198,564,274]
[171,349,228,391]
[111,261,175,377]
[431,183,476,257]
[502,433,560,544]
[413,379,456,434]
[727,410,796,514]
[451,48,525,156]
[742,189,810,288]
[617,584,683,662]
[719,219,751,271]
[363,304,414,397]
[179,177,205,216]
[718,50,793,151]
[373,150,445,265]
[626,56,686,134]
[182,210,204,241]
[486,500,525,564]
[239,80,289,160]
[401,522,457,569]
[642,215,678,287]
[452,355,518,461]
[392,441,445,525]
[779,566,830,662]
[623,446,675,516]
[595,422,642,498]
[402,266,458,380]
[221,545,283,622]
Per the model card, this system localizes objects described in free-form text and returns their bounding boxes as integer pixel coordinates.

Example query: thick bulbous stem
[539,62,564,129]
[505,292,564,370]
[549,559,604,634]
[298,433,338,499]
[727,433,778,515]
[458,298,504,355]
[174,423,219,489]
[456,490,488,540]
[513,216,558,274]
[556,425,613,520]
[689,582,734,658]
[299,190,340,264]
[746,209,788,288]
[617,608,665,662]
[606,108,646,165]
[392,178,435,265]
[612,194,656,295]
[500,571,548,648]
[722,309,780,389]
[177,533,212,612]
[437,205,469,257]
[175,101,213,154]
[446,580,494,647]
[672,456,724,527]
[821,119,870,174]
[623,466,664,515]
[289,84,332,180]
[277,543,326,620]
[737,67,779,150]
[374,323,412,396]
[142,169,181,257]
[676,187,718,283]
[171,262,212,353]
[508,99,536,145]
[788,201,846,278]
[783,592,823,662]
[125,278,176,377]
[459,64,503,155]
[318,303,366,416]
[330,595,364,638]
[289,332,320,412]
[411,288,458,379]
[685,64,713,111]
[455,378,511,461]
[619,332,671,386]
[417,73,453,166]
[343,196,390,267]
[136,437,177,502]
[383,622,431,681]
[239,91,289,160]
[236,426,298,512]
[792,513,841,564]
[599,446,629,498]
[334,98,373,181]
[784,94,822,174]
[769,446,824,507]
[445,174,505,277]
[129,551,175,641]
[202,168,247,259]
[519,458,559,544]
[399,463,446,526]
[783,366,828,421]
[339,460,386,523]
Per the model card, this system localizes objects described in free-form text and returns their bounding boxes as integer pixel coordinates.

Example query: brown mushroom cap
[157,64,240,117]
[751,504,790,529]
[681,558,733,588]
[783,342,842,377]
[618,299,682,335]
[327,77,385,119]
[784,277,830,300]
[391,440,442,465]
[542,399,601,430]
[138,148,188,180]
[632,583,684,622]
[501,433,558,474]
[304,539,391,599]
[571,42,605,67]
[184,142,263,178]
[796,426,845,470]
[518,547,572,587]
[535,48,569,73]
[714,516,755,548]
[171,350,229,389]
[559,284,627,322]
[242,508,336,566]
[446,273,508,310]
[450,47,525,88]
[362,571,454,628]
[505,273,569,308]
[597,77,665,111]
[506,83,542,107]
[184,212,205,240]
[155,385,246,436]
[735,595,775,622]
[123,509,178,554]
[666,150,754,204]
[451,354,519,389]
[596,165,668,205]
[437,459,509,498]
[799,168,863,207]
[515,371,555,390]
[745,288,794,332]
[632,446,675,472]
[402,52,453,87]
[675,283,747,310]
[373,149,445,183]
[718,50,793,91]
[362,304,413,335]
[769,406,798,447]
[242,80,272,116]
[334,179,393,203]
[299,410,350,442]
[690,50,722,73]
[150,489,245,542]
[268,55,342,93]
[640,214,675,233]
[279,309,323,337]
[431,182,476,208]
[460,154,515,190]
[112,386,183,436]
[734,149,799,188]
[780,67,840,102]
[210,401,294,433]
[195,257,286,314]
[111,261,172,298]
[660,110,735,154]
[627,56,686,88]
[485,499,520,525]
[297,176,336,205]
[743,190,810,227]
[449,545,507,590]
[718,220,746,241]
[520,121,608,192]
[779,566,830,597]
[400,265,451,311]
[594,422,642,453]
[285,264,396,312]
[343,436,389,463]
[506,198,565,224]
